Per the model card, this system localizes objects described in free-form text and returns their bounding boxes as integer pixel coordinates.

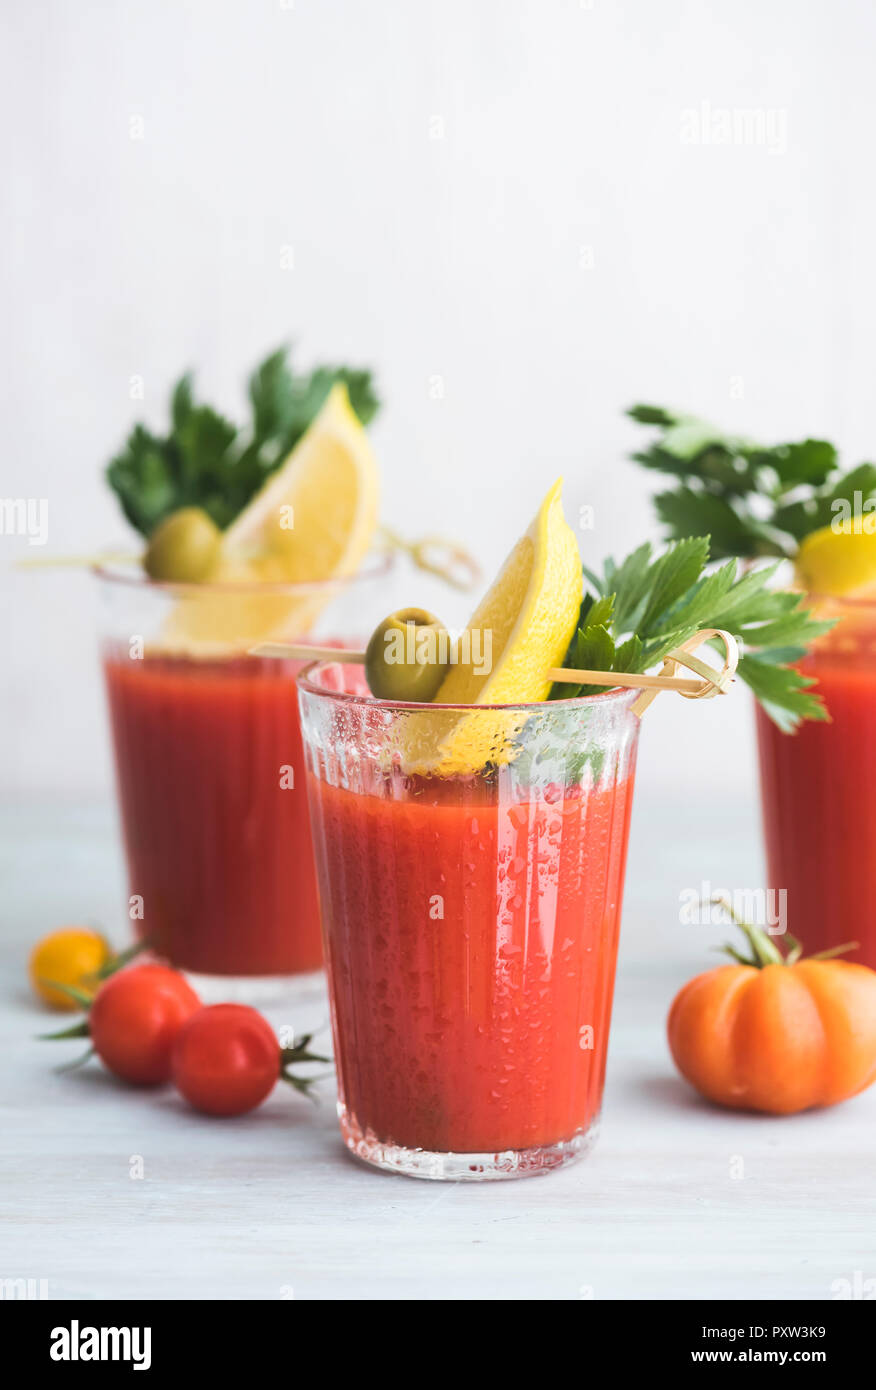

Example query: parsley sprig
[627,404,876,559]
[107,348,379,537]
[551,536,833,732]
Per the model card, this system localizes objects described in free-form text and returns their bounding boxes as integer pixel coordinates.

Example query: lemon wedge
[400,479,582,775]
[160,385,380,654]
[795,519,876,598]
[223,383,379,583]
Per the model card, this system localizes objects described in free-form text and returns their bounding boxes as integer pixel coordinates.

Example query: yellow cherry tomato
[29,927,112,1010]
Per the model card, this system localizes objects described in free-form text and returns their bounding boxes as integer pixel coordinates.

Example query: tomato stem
[710,896,860,967]
[55,1046,95,1073]
[278,1031,333,1103]
[37,980,95,1011]
[93,936,153,982]
[711,896,784,967]
[38,1018,91,1041]
[807,941,860,961]
[38,939,155,1022]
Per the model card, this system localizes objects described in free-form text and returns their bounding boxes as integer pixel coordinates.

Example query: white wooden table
[3,795,874,1301]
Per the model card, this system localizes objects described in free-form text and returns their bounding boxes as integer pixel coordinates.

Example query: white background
[4,0,876,800]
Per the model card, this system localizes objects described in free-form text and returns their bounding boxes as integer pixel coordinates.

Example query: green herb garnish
[627,404,876,559]
[551,536,833,732]
[107,347,379,537]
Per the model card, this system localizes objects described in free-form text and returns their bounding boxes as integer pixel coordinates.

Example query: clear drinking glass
[298,660,640,1180]
[757,593,876,967]
[96,556,393,995]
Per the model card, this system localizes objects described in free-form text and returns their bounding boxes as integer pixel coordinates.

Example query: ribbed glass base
[338,1105,600,1181]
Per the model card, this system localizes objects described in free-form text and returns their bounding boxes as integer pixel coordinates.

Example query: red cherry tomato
[172,1004,280,1116]
[89,964,201,1085]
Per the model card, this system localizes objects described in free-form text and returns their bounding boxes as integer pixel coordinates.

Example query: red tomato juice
[104,651,321,976]
[757,618,876,968]
[310,770,635,1155]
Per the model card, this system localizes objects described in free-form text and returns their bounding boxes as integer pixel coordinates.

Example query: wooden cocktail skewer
[629,628,738,716]
[250,629,739,708]
[16,550,140,569]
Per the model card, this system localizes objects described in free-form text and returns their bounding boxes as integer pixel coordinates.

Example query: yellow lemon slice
[795,519,876,598]
[223,383,379,582]
[400,479,582,775]
[160,385,380,654]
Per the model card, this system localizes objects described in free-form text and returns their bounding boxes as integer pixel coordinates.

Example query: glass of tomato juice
[96,558,392,991]
[298,659,640,1180]
[757,593,876,968]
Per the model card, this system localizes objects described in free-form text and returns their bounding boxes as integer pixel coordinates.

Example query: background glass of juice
[96,557,393,992]
[298,661,640,1180]
[756,593,876,968]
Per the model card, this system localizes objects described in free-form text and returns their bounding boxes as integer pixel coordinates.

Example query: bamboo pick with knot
[250,628,740,714]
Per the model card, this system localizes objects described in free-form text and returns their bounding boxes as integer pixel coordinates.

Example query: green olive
[364,608,450,702]
[143,507,222,582]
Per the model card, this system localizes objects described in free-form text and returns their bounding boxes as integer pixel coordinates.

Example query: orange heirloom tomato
[668,905,876,1115]
[29,927,111,1010]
